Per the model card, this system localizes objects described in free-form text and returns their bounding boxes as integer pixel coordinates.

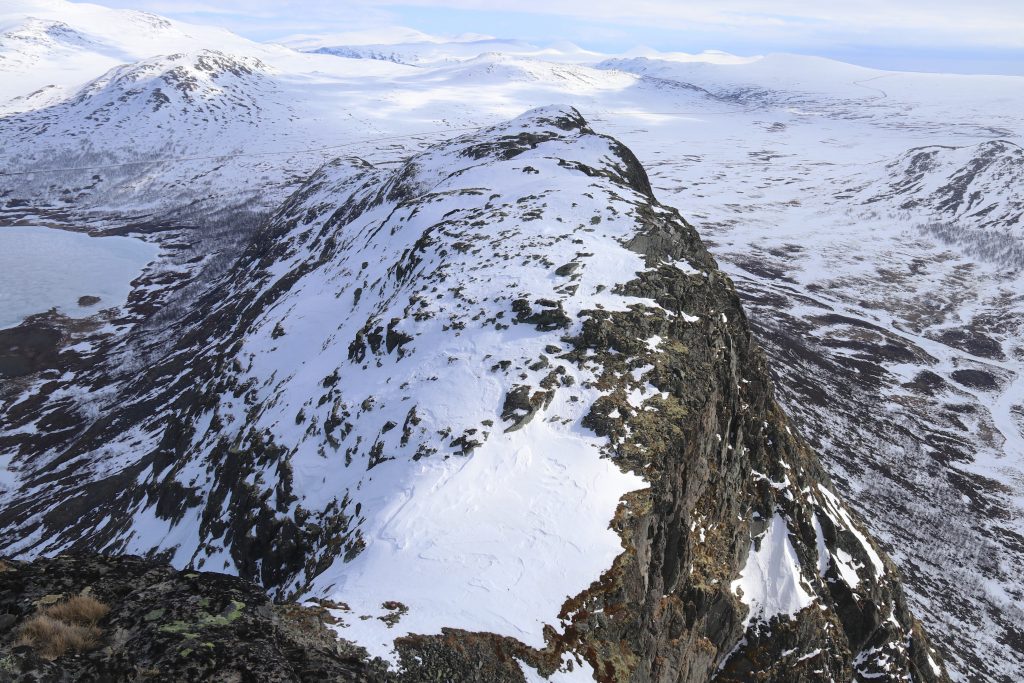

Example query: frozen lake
[0,226,158,329]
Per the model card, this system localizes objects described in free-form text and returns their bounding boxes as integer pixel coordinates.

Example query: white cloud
[376,0,1024,49]
[76,0,1024,51]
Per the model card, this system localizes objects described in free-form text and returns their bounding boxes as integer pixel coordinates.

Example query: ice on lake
[0,226,158,329]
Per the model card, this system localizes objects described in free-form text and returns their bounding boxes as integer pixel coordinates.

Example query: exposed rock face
[546,197,946,682]
[0,554,388,682]
[0,107,947,680]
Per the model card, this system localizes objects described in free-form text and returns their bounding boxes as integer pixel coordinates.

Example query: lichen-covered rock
[0,554,389,682]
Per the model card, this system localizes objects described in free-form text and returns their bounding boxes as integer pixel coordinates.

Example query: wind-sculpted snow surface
[0,106,946,681]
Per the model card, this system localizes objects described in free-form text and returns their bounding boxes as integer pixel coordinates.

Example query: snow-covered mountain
[869,140,1024,232]
[304,38,602,67]
[0,0,270,106]
[1,1,1023,680]
[0,50,313,217]
[0,105,947,682]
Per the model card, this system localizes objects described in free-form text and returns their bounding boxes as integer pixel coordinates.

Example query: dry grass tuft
[44,595,110,626]
[15,594,110,660]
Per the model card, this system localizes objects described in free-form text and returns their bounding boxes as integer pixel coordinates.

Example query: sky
[85,0,1024,75]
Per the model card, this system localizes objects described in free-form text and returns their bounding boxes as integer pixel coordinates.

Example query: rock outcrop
[0,554,388,682]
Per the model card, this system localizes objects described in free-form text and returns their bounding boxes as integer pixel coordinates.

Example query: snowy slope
[0,50,314,215]
[600,53,883,98]
[867,140,1024,233]
[598,54,1023,139]
[305,38,602,67]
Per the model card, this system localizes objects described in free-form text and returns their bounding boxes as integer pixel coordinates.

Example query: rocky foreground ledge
[0,554,390,682]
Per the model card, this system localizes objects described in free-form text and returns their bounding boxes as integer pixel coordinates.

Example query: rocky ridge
[0,106,947,681]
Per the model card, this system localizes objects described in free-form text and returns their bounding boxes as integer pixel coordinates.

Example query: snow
[819,486,886,578]
[297,37,604,68]
[731,513,815,628]
[669,259,702,275]
[0,0,270,105]
[927,651,943,677]
[811,512,830,578]
[519,656,598,682]
[0,226,157,328]
[0,452,19,492]
[319,408,642,661]
[832,547,863,590]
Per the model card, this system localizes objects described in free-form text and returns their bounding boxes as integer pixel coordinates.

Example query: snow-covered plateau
[0,1,1021,681]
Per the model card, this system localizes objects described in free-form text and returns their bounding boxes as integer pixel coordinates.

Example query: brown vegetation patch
[15,594,110,660]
